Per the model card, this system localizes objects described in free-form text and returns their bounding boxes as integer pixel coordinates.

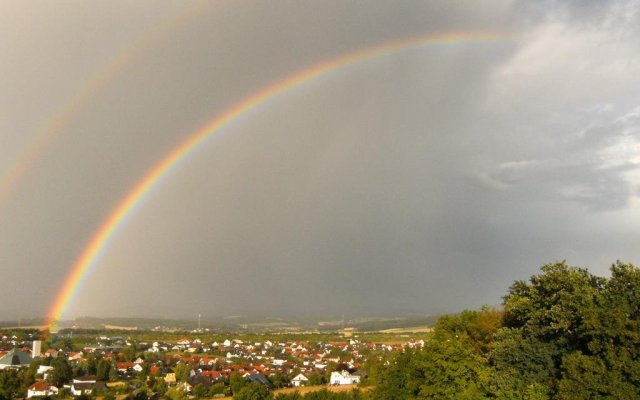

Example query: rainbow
[47,31,508,331]
[0,2,205,217]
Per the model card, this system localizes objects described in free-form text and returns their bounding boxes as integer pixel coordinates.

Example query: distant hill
[8,314,438,333]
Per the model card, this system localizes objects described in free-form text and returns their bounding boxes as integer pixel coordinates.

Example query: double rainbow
[47,31,507,331]
[0,3,205,215]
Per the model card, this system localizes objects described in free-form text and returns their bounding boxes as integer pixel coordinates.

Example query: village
[0,329,427,399]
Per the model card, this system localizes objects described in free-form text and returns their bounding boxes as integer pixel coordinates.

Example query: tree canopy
[371,261,640,399]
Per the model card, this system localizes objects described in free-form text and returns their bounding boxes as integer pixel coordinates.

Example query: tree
[192,383,207,398]
[229,372,248,394]
[173,363,189,382]
[414,335,491,399]
[109,361,118,381]
[503,261,603,351]
[208,382,226,397]
[489,328,555,399]
[371,349,418,399]
[308,371,326,386]
[234,383,273,400]
[557,351,639,400]
[0,369,22,400]
[499,261,640,398]
[274,392,304,400]
[434,307,503,355]
[86,356,97,376]
[270,372,289,388]
[48,355,73,387]
[152,377,168,395]
[122,345,137,362]
[96,359,111,381]
[165,387,188,400]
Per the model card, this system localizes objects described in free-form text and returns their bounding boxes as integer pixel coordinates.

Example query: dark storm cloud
[2,0,640,321]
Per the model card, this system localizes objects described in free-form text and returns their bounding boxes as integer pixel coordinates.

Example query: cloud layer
[1,0,640,320]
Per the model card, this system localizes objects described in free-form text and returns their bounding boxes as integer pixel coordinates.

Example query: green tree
[208,382,226,396]
[503,261,603,351]
[498,261,640,399]
[48,355,73,387]
[122,345,137,361]
[489,328,555,399]
[152,377,168,395]
[96,359,111,381]
[234,382,273,400]
[414,335,490,399]
[274,392,303,400]
[371,349,417,399]
[434,307,503,355]
[270,372,289,388]
[192,383,207,398]
[86,356,97,376]
[308,371,326,386]
[557,351,639,400]
[0,369,22,400]
[173,363,189,382]
[165,387,188,400]
[230,372,247,394]
[109,361,118,381]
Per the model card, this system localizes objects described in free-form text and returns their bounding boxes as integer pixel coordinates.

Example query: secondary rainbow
[47,31,508,331]
[0,2,205,216]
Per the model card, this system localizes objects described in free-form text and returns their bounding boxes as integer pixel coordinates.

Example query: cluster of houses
[1,332,426,397]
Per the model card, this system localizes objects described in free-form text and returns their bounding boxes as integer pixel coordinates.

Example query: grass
[272,384,371,396]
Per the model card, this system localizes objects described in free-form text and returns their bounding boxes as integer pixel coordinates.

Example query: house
[36,365,54,379]
[329,370,360,386]
[70,382,106,396]
[68,352,84,362]
[69,377,106,396]
[0,347,33,369]
[44,349,59,359]
[245,373,275,389]
[177,381,192,393]
[117,361,135,372]
[164,372,177,385]
[27,381,59,398]
[291,373,309,387]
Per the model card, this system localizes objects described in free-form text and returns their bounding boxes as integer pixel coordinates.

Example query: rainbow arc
[47,31,509,331]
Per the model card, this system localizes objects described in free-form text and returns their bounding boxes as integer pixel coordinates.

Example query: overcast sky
[2,0,640,321]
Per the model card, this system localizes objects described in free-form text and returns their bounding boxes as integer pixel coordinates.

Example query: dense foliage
[370,261,640,399]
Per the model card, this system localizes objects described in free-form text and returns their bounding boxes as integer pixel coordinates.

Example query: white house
[330,370,360,386]
[27,382,58,398]
[37,365,54,380]
[69,377,106,396]
[291,373,309,387]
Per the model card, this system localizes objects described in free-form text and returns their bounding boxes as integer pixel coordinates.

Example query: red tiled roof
[29,381,53,391]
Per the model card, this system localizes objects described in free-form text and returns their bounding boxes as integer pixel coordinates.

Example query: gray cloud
[2,0,640,321]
